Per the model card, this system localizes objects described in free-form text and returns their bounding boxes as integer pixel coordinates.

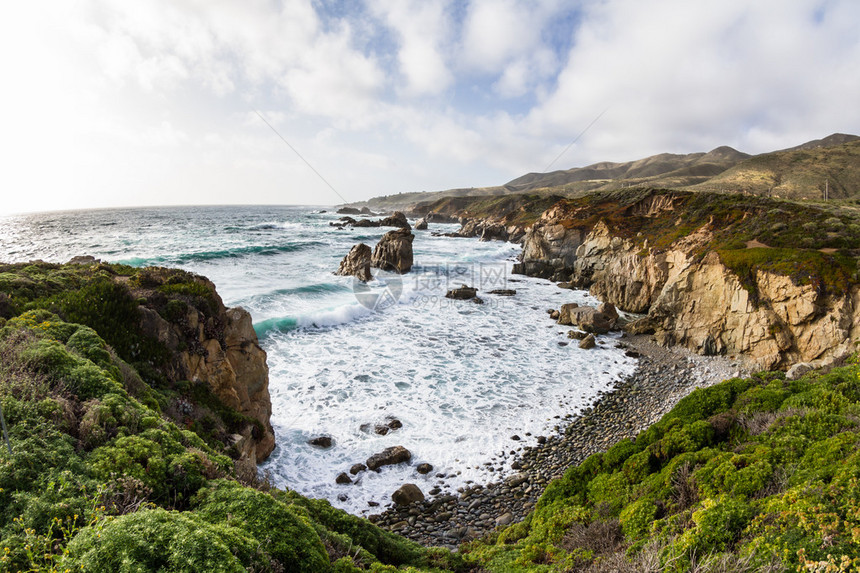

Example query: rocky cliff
[133,270,275,464]
[514,189,860,371]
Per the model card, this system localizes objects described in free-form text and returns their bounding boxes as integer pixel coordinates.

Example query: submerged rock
[309,436,333,448]
[579,334,597,349]
[446,285,478,300]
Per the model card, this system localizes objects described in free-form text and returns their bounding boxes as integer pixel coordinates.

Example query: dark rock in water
[350,463,367,475]
[446,285,478,300]
[371,228,414,273]
[488,289,516,296]
[550,310,560,320]
[510,435,521,441]
[309,436,333,448]
[557,282,574,289]
[536,436,547,444]
[579,334,597,349]
[336,472,352,484]
[366,445,412,471]
[368,500,379,507]
[387,418,403,430]
[415,217,428,230]
[625,349,642,358]
[379,211,410,229]
[374,425,390,436]
[337,207,361,215]
[392,483,424,506]
[416,463,433,474]
[360,206,373,215]
[472,297,484,305]
[567,330,587,340]
[335,243,373,282]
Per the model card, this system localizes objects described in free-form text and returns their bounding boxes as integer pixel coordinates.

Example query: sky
[2,0,860,215]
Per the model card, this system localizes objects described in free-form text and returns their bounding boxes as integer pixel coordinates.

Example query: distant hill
[361,133,860,209]
[693,137,860,200]
[504,146,751,193]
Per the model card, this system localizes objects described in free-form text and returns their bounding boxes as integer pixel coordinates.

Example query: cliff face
[137,277,275,464]
[516,192,860,371]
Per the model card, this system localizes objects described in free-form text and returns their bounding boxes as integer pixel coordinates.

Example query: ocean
[0,205,637,514]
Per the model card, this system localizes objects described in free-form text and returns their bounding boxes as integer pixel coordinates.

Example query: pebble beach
[371,333,746,548]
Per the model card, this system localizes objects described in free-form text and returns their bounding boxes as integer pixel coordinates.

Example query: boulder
[379,211,411,229]
[567,330,587,340]
[374,425,390,436]
[415,217,428,230]
[335,243,373,282]
[336,207,361,215]
[67,255,100,265]
[336,472,352,484]
[366,446,412,471]
[350,463,367,475]
[598,302,619,327]
[359,206,373,215]
[579,334,597,349]
[624,316,657,335]
[371,228,414,273]
[446,285,478,300]
[416,463,433,475]
[392,483,425,506]
[488,289,516,296]
[387,418,403,430]
[309,436,333,448]
[558,304,611,334]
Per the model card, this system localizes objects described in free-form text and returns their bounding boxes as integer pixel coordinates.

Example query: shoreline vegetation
[4,178,860,569]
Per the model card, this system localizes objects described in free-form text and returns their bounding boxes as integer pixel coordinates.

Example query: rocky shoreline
[370,333,746,549]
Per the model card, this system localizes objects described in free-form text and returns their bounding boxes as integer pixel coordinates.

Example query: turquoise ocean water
[0,205,636,514]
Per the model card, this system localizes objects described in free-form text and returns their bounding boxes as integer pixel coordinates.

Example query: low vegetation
[462,363,860,571]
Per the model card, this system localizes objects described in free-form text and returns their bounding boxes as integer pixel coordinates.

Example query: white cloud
[368,0,454,96]
[2,0,860,216]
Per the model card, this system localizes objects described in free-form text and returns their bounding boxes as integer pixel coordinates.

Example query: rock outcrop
[415,217,428,230]
[335,243,373,282]
[137,277,275,464]
[371,228,414,273]
[516,192,860,371]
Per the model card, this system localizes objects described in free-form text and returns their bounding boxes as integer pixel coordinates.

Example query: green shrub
[62,508,266,572]
[619,497,657,538]
[193,480,329,572]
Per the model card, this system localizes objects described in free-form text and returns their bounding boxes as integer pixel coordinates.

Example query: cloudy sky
[2,0,859,215]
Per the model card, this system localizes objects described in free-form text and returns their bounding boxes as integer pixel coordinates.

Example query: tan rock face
[519,211,860,371]
[335,243,373,282]
[138,284,275,463]
[371,228,414,273]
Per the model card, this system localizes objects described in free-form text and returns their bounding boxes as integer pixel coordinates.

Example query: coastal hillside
[360,133,860,210]
[462,363,860,571]
[0,260,460,572]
